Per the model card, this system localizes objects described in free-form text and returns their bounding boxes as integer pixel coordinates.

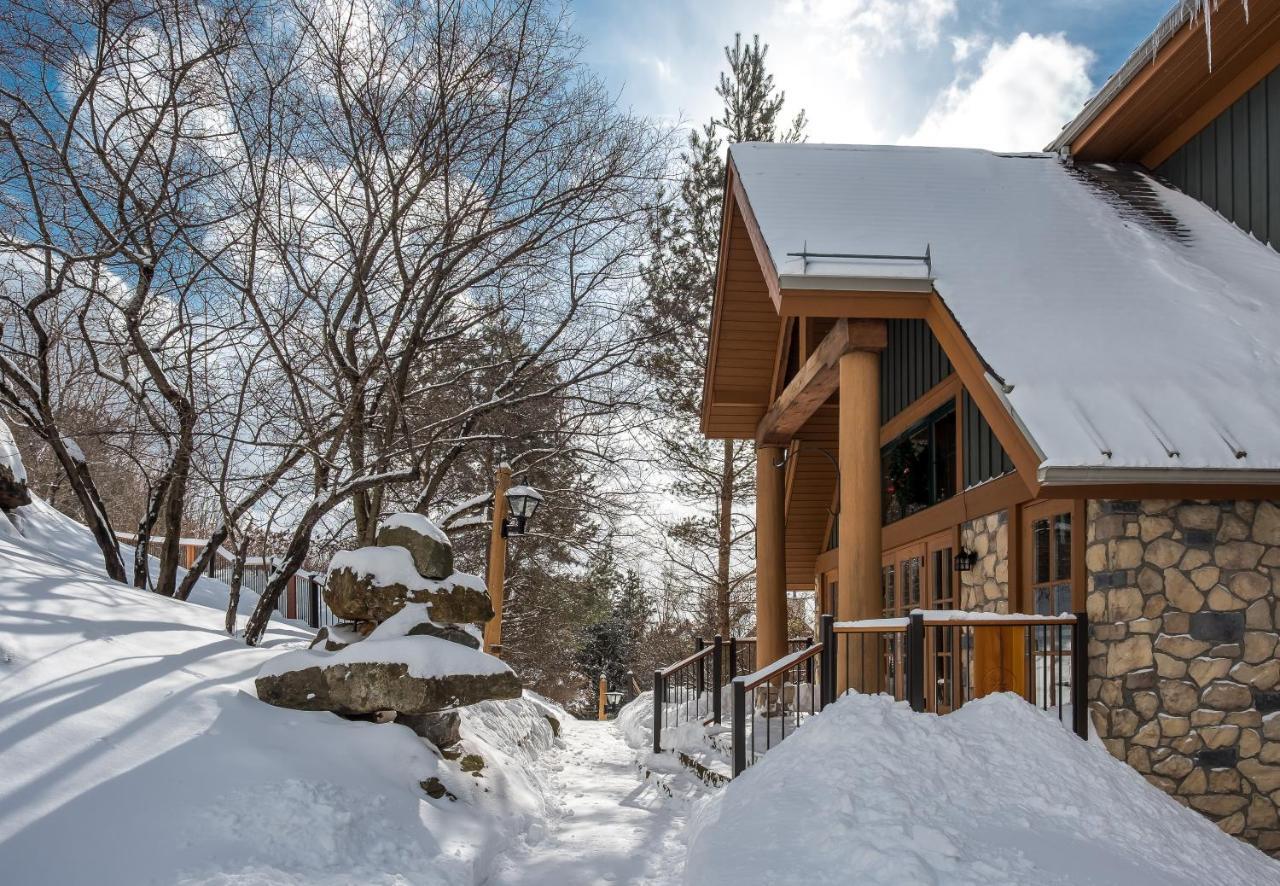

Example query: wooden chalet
[701,0,1280,853]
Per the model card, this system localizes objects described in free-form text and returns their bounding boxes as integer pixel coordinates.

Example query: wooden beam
[756,319,887,446]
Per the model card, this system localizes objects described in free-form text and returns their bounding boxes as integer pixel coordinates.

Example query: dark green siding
[1158,65,1280,249]
[962,390,1014,488]
[879,319,951,424]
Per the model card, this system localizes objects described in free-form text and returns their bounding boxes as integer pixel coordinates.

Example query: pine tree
[639,34,804,638]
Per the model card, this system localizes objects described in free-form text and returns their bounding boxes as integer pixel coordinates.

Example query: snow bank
[684,692,1280,885]
[0,497,555,885]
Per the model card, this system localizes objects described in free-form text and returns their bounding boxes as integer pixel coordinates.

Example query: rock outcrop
[255,512,520,746]
[0,420,30,511]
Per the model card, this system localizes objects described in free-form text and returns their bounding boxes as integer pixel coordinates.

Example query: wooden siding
[962,389,1014,488]
[880,319,952,424]
[703,203,782,437]
[1158,64,1280,249]
[784,411,838,588]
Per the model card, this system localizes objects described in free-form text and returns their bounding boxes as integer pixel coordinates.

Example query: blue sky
[568,0,1174,150]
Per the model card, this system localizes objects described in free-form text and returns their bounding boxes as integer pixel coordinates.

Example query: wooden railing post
[652,670,663,755]
[1072,612,1089,740]
[712,635,723,724]
[732,677,747,777]
[906,611,925,713]
[728,637,738,683]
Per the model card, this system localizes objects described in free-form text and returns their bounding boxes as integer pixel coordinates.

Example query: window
[1030,511,1073,616]
[881,401,957,524]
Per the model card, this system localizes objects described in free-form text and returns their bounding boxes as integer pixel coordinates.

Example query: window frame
[1019,499,1086,614]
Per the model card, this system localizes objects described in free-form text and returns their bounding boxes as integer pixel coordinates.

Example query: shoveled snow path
[485,718,689,885]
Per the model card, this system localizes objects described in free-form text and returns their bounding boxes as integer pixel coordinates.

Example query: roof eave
[1039,465,1280,486]
[776,274,935,293]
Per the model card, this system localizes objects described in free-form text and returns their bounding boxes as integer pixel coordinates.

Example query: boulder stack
[255,513,520,729]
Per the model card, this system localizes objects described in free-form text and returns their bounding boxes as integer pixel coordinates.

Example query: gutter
[1038,465,1280,486]
[1046,0,1208,153]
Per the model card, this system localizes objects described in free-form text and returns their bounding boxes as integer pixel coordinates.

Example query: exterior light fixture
[954,547,977,572]
[605,690,624,708]
[501,482,543,537]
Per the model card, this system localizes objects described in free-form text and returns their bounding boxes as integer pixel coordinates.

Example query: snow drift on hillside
[0,499,561,885]
[684,692,1280,885]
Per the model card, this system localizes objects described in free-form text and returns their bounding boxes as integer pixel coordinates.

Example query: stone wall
[959,510,1009,613]
[1086,499,1280,855]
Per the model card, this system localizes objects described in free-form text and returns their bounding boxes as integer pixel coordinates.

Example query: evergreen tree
[639,35,804,637]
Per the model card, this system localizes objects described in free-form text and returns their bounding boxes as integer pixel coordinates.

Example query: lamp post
[483,464,543,656]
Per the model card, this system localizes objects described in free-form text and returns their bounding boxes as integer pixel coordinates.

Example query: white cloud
[779,0,958,51]
[905,32,1094,151]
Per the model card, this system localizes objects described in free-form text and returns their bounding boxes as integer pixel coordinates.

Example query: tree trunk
[242,520,316,646]
[154,419,194,597]
[716,438,734,637]
[51,437,127,584]
[225,533,251,635]
[133,467,174,590]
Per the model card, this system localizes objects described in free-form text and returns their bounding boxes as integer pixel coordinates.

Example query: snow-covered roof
[730,142,1280,481]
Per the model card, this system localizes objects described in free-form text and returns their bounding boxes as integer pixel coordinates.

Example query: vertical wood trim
[1009,500,1023,615]
[1072,499,1088,613]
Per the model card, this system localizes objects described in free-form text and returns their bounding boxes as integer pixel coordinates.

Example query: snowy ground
[0,496,564,885]
[486,718,695,885]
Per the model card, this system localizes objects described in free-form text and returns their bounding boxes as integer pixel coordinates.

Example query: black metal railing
[663,611,1089,779]
[722,636,814,684]
[652,636,724,755]
[731,619,830,776]
[823,611,1089,734]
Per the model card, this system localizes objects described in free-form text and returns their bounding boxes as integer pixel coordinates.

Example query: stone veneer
[1087,499,1280,856]
[959,510,1009,613]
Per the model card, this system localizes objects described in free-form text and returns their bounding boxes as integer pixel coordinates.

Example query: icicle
[1241,0,1249,24]
[1202,0,1213,71]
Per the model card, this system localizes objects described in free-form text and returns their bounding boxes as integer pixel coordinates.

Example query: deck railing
[660,612,1087,779]
[730,625,828,775]
[822,611,1089,733]
[652,636,723,754]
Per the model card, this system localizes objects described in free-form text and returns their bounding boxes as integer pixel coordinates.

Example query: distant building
[115,533,334,629]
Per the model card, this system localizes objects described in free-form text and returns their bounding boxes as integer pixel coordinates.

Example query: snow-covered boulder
[325,545,493,625]
[376,512,453,579]
[255,631,520,715]
[0,419,30,510]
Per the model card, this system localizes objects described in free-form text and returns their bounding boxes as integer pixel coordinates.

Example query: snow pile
[684,692,1280,885]
[0,496,559,885]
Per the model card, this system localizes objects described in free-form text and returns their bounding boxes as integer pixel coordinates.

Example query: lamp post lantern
[483,464,543,656]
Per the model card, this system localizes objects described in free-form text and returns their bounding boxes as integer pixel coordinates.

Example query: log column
[754,444,788,669]
[483,463,512,655]
[837,322,887,690]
